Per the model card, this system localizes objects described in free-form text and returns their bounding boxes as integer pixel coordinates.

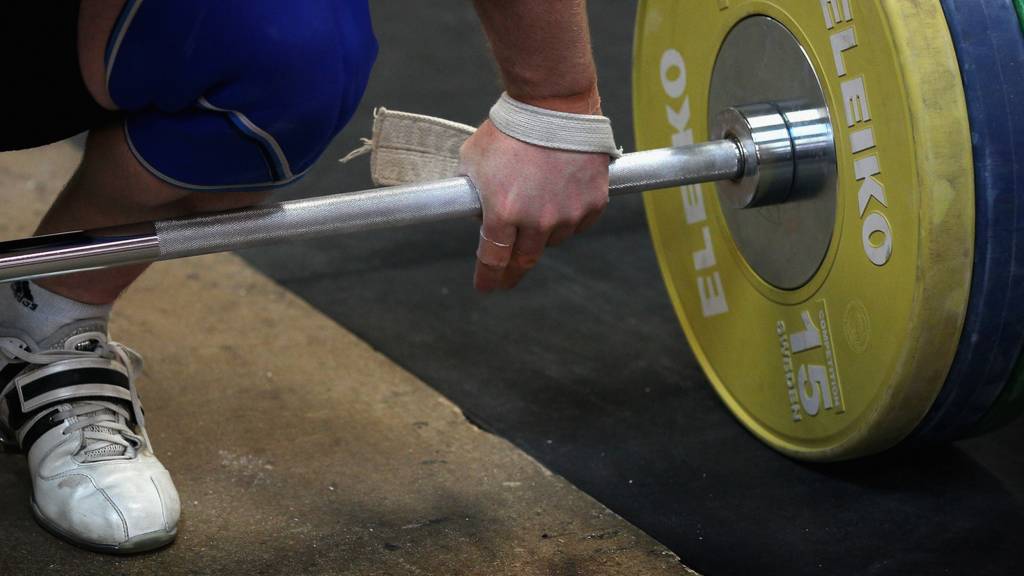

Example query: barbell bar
[0,103,825,284]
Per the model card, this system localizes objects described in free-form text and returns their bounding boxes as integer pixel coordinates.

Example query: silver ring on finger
[479,229,513,248]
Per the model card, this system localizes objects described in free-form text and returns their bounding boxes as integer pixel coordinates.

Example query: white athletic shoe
[0,319,179,554]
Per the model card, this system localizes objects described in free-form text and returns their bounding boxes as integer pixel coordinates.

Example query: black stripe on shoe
[17,395,136,452]
[2,364,30,431]
[3,363,132,451]
[19,367,129,403]
[19,408,62,452]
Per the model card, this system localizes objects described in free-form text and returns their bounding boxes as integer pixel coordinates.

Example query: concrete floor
[0,143,693,575]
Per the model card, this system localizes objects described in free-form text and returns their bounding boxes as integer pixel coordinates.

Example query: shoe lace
[54,400,141,461]
[0,339,143,462]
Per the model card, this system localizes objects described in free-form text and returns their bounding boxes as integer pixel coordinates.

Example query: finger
[475,220,516,293]
[501,227,549,290]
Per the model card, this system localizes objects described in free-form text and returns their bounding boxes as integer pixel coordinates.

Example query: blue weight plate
[909,0,1024,443]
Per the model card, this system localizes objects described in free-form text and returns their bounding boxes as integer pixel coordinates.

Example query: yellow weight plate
[634,0,974,460]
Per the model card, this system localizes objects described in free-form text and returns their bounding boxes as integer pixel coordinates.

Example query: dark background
[240,2,1024,574]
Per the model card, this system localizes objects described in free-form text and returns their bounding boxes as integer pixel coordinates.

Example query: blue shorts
[106,0,378,191]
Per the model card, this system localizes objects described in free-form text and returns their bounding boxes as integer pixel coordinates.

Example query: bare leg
[34,124,268,304]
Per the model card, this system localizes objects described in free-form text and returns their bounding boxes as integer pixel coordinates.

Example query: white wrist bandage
[488,92,622,158]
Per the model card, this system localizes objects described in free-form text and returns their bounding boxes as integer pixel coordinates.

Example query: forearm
[472,0,599,114]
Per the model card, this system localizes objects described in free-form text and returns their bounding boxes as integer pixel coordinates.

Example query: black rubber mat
[241,2,1024,574]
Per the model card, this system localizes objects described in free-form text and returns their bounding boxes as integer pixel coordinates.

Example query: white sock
[0,281,112,342]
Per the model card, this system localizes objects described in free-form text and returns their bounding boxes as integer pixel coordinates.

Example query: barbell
[1,0,1022,461]
[0,105,812,283]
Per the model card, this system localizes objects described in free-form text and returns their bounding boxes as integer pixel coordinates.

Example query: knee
[237,4,380,174]
[98,0,378,190]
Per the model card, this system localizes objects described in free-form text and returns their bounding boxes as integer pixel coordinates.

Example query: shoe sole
[31,497,177,555]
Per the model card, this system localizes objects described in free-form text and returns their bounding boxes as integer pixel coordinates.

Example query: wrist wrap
[488,92,622,158]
